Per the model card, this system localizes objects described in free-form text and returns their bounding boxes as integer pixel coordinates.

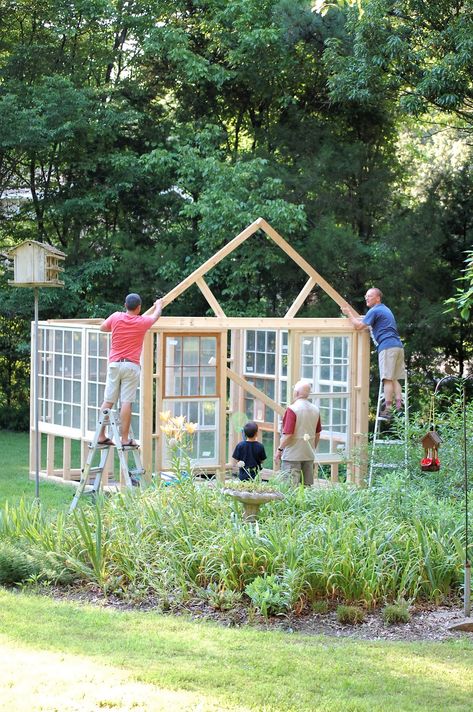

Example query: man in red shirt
[274,380,322,485]
[98,293,162,447]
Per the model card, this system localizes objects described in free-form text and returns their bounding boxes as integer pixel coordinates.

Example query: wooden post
[141,331,153,483]
[217,330,228,482]
[63,438,72,481]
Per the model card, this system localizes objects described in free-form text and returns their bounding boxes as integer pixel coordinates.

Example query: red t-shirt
[282,408,322,435]
[101,312,156,364]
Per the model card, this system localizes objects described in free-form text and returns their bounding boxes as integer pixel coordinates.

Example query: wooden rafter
[196,277,226,317]
[149,217,358,317]
[285,276,316,318]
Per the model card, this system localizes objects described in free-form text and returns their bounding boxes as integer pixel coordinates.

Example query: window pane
[267,331,276,352]
[64,331,72,354]
[202,401,216,426]
[165,367,181,396]
[182,367,199,396]
[54,379,62,401]
[246,330,255,350]
[266,353,275,375]
[183,337,199,366]
[89,333,98,356]
[54,331,63,351]
[256,331,266,351]
[166,337,182,366]
[73,332,82,354]
[200,367,216,396]
[99,359,108,381]
[64,355,72,377]
[200,337,216,364]
[99,335,108,357]
[256,353,265,373]
[198,431,215,459]
[246,352,255,372]
[73,380,81,402]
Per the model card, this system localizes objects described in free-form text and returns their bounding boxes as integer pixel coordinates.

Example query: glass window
[38,326,83,431]
[299,334,350,455]
[162,399,219,466]
[164,335,218,398]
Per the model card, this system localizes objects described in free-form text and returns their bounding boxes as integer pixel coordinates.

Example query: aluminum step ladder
[69,408,144,514]
[368,377,409,486]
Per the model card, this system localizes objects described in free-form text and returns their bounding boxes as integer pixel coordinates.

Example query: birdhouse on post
[421,430,442,472]
[7,240,65,288]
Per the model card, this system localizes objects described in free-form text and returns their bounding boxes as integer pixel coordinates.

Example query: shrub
[0,542,38,585]
[336,605,365,625]
[312,600,329,614]
[382,602,411,625]
[204,582,242,611]
[245,574,291,618]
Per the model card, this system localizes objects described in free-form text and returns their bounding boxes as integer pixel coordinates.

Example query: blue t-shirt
[362,303,403,352]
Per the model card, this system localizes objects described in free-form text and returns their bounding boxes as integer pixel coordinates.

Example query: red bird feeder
[421,430,442,472]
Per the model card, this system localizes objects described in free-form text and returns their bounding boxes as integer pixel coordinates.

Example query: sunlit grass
[0,590,472,712]
[0,431,72,511]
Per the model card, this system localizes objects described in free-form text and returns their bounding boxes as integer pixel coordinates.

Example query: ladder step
[373,439,404,446]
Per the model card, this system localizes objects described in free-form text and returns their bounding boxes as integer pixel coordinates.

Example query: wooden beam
[196,277,226,317]
[285,277,316,318]
[258,219,359,314]
[226,367,286,417]
[153,218,263,310]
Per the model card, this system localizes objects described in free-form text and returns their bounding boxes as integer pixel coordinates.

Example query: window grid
[86,331,141,433]
[244,330,276,376]
[164,335,218,399]
[162,398,219,466]
[38,326,82,430]
[300,335,350,455]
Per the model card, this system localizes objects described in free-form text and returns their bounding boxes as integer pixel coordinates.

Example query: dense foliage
[0,0,472,426]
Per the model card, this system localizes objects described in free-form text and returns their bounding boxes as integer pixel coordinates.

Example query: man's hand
[151,298,163,322]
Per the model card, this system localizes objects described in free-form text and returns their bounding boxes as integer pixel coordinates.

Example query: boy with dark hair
[232,421,267,481]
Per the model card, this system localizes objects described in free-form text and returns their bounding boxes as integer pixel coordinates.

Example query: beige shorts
[103,362,140,404]
[378,347,406,381]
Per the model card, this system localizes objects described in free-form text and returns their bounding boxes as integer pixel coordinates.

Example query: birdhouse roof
[421,431,442,447]
[8,240,66,258]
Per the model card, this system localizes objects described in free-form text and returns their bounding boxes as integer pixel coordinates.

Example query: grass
[1,428,473,710]
[1,589,473,712]
[0,431,73,512]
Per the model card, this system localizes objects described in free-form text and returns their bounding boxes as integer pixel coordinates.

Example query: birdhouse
[421,430,442,472]
[7,240,65,287]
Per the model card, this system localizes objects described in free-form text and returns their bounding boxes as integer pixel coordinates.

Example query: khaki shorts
[378,347,406,381]
[281,460,314,486]
[103,362,140,404]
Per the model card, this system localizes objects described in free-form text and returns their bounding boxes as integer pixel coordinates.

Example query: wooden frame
[30,219,369,488]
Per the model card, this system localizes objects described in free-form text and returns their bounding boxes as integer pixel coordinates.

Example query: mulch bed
[43,586,472,642]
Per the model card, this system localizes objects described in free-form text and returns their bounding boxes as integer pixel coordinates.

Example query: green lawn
[0,430,74,511]
[1,430,473,711]
[1,589,473,712]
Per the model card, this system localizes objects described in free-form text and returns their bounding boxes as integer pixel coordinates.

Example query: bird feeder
[421,430,442,472]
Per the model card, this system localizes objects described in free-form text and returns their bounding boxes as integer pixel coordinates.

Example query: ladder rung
[373,439,404,446]
[371,463,399,469]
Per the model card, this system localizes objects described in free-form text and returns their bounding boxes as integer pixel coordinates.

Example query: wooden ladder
[368,376,409,487]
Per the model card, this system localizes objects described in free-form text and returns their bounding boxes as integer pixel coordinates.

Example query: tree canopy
[0,0,472,425]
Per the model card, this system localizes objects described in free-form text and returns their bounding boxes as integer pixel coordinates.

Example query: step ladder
[69,408,144,514]
[368,377,409,487]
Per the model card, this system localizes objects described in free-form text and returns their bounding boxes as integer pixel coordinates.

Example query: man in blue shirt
[342,288,406,419]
